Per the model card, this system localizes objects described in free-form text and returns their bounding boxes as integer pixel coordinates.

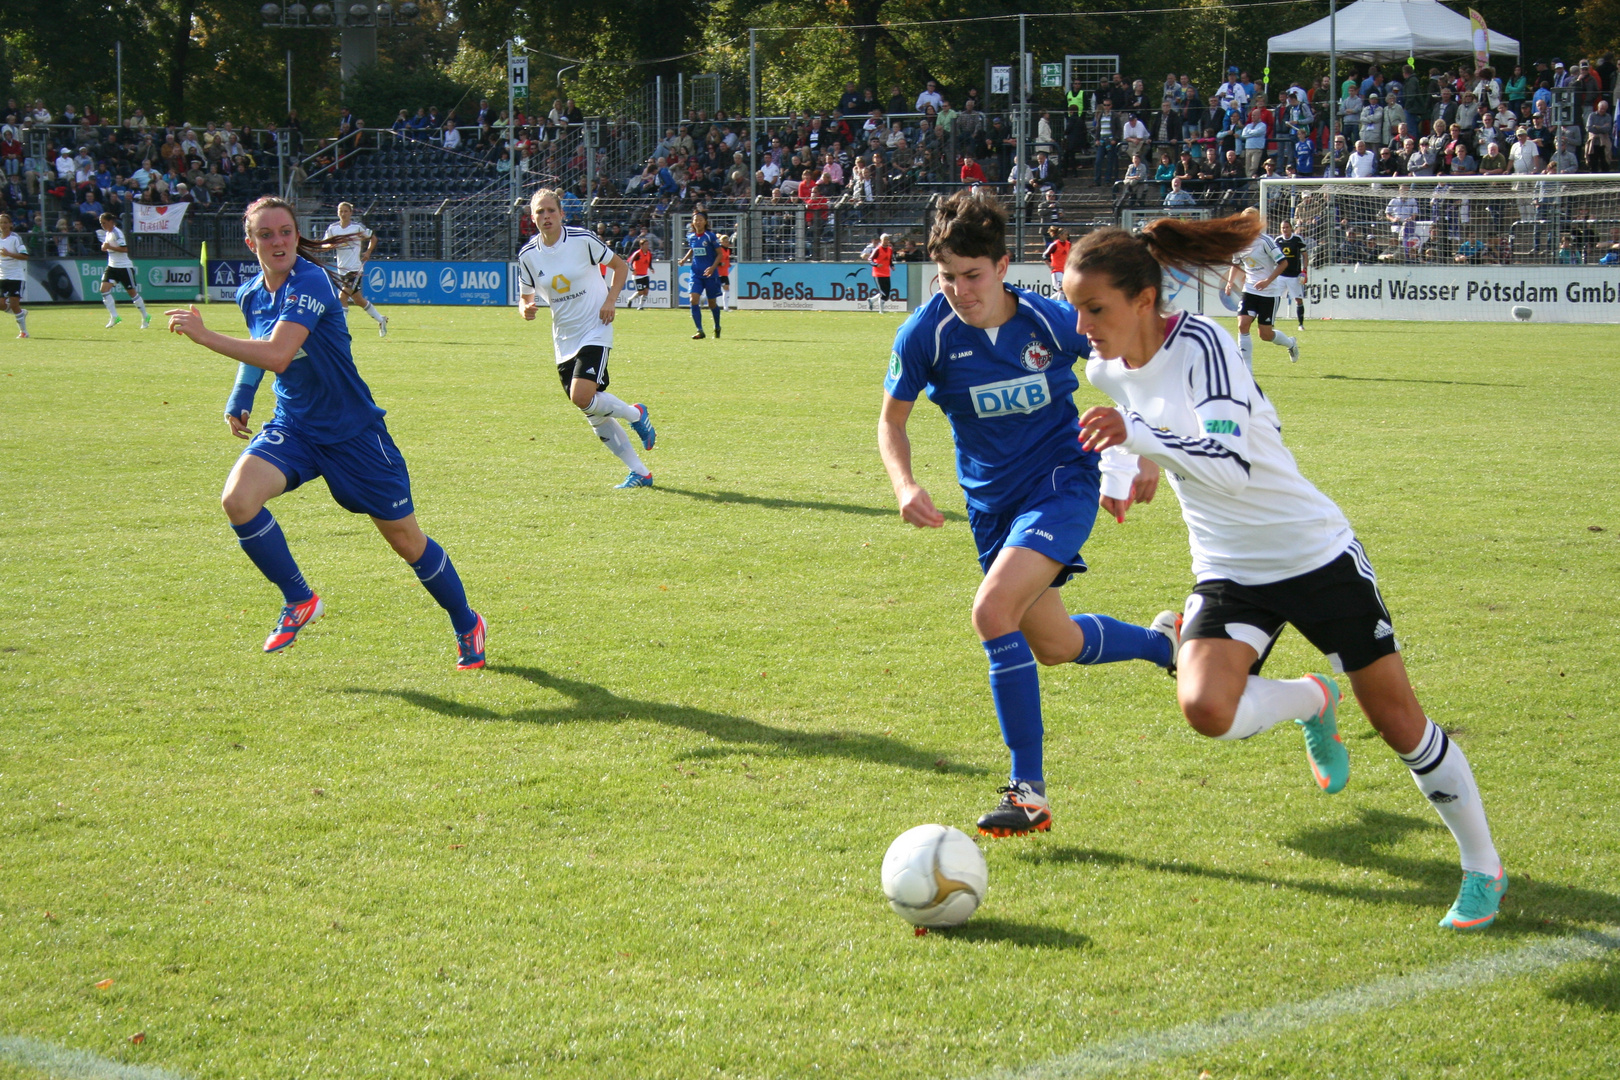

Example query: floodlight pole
[1015,13,1025,262]
[1328,0,1338,177]
[508,40,519,237]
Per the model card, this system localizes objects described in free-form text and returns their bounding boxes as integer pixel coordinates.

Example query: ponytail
[1069,211,1262,307]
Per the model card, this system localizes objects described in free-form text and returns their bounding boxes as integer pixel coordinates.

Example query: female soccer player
[628,237,654,310]
[97,212,150,329]
[1067,215,1507,930]
[878,190,1178,838]
[1042,227,1071,292]
[321,201,387,336]
[165,195,486,667]
[1223,207,1298,367]
[0,214,27,338]
[679,209,722,339]
[862,233,895,312]
[515,188,657,489]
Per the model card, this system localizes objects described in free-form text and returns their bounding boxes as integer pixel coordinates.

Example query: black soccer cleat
[976,781,1052,837]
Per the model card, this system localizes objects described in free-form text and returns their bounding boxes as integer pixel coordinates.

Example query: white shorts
[1051,271,1064,289]
[1281,277,1304,301]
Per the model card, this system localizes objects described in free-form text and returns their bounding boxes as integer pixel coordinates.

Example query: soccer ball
[881,824,988,928]
[1511,305,1532,322]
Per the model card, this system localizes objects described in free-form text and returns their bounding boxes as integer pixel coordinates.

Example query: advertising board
[362,261,508,306]
[21,259,202,303]
[1306,264,1620,322]
[737,263,907,310]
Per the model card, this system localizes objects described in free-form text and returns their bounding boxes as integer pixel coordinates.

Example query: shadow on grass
[343,665,985,776]
[936,917,1092,950]
[1022,808,1620,937]
[657,485,967,522]
[1547,959,1620,1014]
[1308,373,1524,388]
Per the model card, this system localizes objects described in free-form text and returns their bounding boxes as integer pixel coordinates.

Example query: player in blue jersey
[878,190,1179,837]
[678,209,722,340]
[164,196,486,668]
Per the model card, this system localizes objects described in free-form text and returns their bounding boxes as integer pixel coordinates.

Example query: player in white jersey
[516,188,657,489]
[0,213,28,338]
[320,202,387,336]
[1066,215,1508,932]
[1222,207,1298,367]
[96,212,150,329]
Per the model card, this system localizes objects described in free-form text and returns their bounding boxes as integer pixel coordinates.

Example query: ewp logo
[969,374,1051,418]
[366,265,385,293]
[438,267,458,294]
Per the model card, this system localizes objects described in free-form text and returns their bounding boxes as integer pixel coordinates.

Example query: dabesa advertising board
[737,263,907,310]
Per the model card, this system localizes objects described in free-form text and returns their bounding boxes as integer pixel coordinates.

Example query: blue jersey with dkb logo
[233,256,385,443]
[885,287,1097,513]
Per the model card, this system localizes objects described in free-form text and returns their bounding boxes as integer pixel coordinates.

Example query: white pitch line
[0,1035,189,1080]
[979,925,1620,1080]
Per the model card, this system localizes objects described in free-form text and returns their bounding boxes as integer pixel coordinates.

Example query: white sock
[1216,675,1326,740]
[132,295,148,317]
[587,415,646,474]
[1238,333,1253,369]
[1272,330,1296,349]
[102,292,118,316]
[14,309,25,332]
[363,301,384,324]
[1400,719,1501,875]
[584,391,639,422]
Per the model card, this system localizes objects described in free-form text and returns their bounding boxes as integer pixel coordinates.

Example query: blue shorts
[967,463,1101,587]
[243,418,415,520]
[690,268,723,300]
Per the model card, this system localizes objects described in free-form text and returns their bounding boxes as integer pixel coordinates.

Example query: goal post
[1258,174,1620,323]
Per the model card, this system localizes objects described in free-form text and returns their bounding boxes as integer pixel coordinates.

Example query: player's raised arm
[878,393,944,528]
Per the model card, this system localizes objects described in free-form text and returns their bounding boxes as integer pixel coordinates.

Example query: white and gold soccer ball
[881,824,988,928]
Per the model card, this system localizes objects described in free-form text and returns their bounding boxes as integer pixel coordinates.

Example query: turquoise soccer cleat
[1439,867,1508,930]
[614,471,654,489]
[1295,672,1349,794]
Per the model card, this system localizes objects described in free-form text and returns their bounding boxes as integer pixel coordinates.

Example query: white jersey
[323,221,373,274]
[1234,233,1287,298]
[515,227,616,363]
[0,233,25,280]
[101,226,133,269]
[1087,313,1352,585]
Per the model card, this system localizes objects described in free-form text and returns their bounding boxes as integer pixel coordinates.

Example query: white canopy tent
[1266,0,1520,65]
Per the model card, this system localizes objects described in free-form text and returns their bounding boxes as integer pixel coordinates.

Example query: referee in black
[1277,218,1308,330]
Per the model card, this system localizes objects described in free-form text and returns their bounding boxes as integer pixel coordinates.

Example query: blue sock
[1072,613,1173,667]
[411,537,478,635]
[231,508,313,604]
[691,304,704,331]
[710,305,721,332]
[984,631,1043,784]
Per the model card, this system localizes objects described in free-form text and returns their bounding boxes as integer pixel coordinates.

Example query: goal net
[1258,174,1620,323]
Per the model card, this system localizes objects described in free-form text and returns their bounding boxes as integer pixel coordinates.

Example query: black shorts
[633,275,650,290]
[1181,540,1398,676]
[0,279,20,298]
[874,275,893,298]
[338,270,363,293]
[557,345,610,393]
[1239,292,1276,325]
[103,266,137,291]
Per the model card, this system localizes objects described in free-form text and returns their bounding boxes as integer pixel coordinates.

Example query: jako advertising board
[1304,264,1620,323]
[22,259,202,303]
[737,263,906,310]
[508,261,675,308]
[362,261,508,306]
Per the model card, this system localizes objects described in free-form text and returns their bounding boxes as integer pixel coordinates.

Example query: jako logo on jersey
[1202,419,1242,436]
[438,267,458,293]
[950,349,974,360]
[551,273,572,293]
[1020,340,1051,372]
[970,373,1050,418]
[1030,529,1054,540]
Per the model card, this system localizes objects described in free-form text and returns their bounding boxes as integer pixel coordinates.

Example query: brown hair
[243,195,343,278]
[1069,212,1262,306]
[927,189,1007,262]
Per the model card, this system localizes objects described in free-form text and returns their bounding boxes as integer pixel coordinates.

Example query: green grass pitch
[1,303,1617,1079]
